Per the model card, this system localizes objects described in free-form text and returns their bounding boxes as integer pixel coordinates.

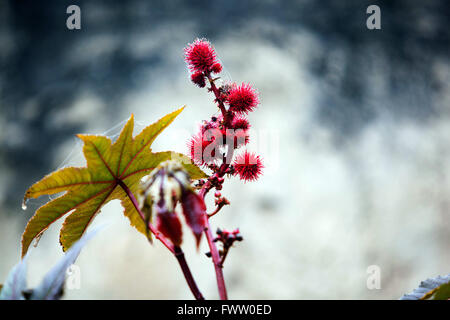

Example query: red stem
[117,179,174,253]
[197,74,233,300]
[117,179,204,300]
[207,75,232,127]
[207,204,223,218]
[174,246,205,300]
[199,162,231,300]
[204,216,228,300]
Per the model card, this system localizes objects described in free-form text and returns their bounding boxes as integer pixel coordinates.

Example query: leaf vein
[90,142,116,178]
[78,185,117,239]
[121,167,155,180]
[34,180,114,193]
[119,127,167,178]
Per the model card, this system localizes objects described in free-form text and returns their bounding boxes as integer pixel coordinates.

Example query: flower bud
[156,210,183,247]
[181,191,207,248]
[138,161,190,246]
[138,160,207,247]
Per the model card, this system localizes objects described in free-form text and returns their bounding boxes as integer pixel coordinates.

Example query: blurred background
[0,0,449,299]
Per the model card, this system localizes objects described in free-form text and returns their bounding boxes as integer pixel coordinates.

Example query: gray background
[0,0,449,299]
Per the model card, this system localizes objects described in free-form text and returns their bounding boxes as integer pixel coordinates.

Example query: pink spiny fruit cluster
[227,83,259,114]
[233,152,263,182]
[185,39,222,88]
[185,38,263,182]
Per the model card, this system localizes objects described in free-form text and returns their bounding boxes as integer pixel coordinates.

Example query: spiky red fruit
[211,62,223,74]
[188,130,221,166]
[188,133,211,166]
[233,151,263,182]
[231,116,251,131]
[226,83,259,114]
[184,39,219,73]
[191,71,206,87]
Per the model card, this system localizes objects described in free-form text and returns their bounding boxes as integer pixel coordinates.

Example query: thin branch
[117,179,174,253]
[207,75,232,127]
[204,218,228,299]
[174,246,205,300]
[219,246,230,268]
[207,205,223,218]
[198,74,233,300]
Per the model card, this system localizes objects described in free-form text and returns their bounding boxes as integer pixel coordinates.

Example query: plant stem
[117,179,174,253]
[219,246,230,268]
[208,204,224,218]
[174,246,205,300]
[199,164,231,300]
[117,179,205,300]
[200,179,228,299]
[207,75,232,127]
[204,217,228,300]
[198,73,236,300]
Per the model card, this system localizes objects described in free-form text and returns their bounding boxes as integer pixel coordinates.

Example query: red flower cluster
[214,228,243,246]
[184,38,263,182]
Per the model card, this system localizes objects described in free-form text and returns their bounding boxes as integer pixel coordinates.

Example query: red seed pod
[188,133,208,165]
[156,211,183,247]
[233,151,263,182]
[231,116,251,131]
[181,191,207,248]
[211,62,223,74]
[184,39,219,73]
[190,71,206,88]
[226,83,259,114]
[188,130,221,166]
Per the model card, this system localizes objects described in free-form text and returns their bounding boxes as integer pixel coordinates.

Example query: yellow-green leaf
[22,107,208,256]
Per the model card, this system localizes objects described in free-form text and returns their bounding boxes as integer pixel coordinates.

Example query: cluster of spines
[185,39,263,182]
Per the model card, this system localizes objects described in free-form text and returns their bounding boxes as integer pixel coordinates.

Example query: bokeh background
[1,0,449,299]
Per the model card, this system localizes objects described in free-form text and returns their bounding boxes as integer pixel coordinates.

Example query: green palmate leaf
[400,274,450,300]
[22,107,207,256]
